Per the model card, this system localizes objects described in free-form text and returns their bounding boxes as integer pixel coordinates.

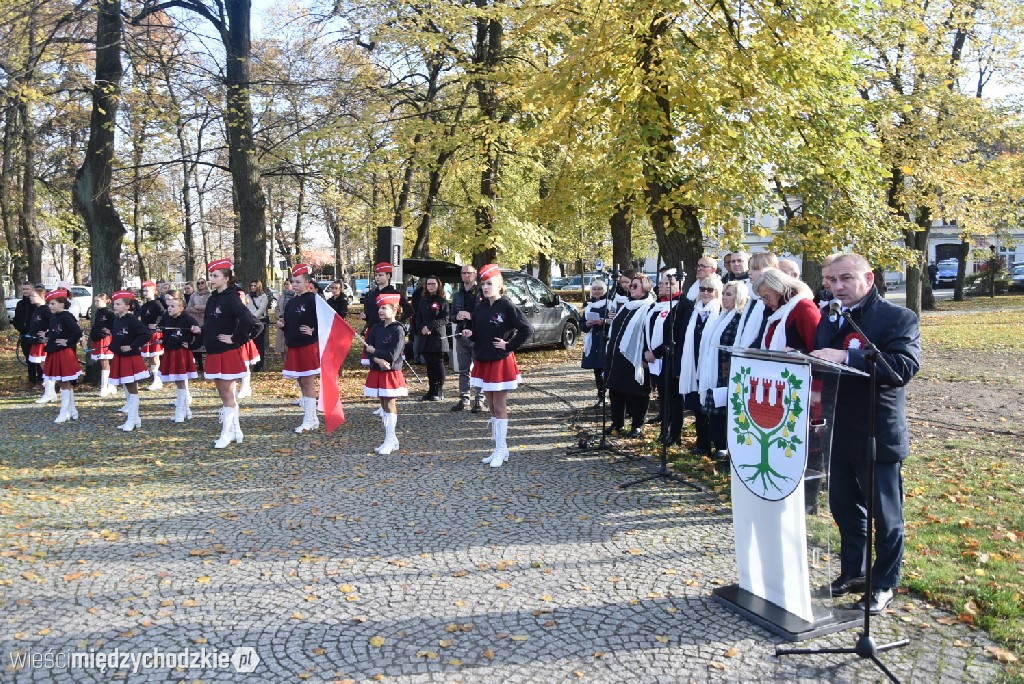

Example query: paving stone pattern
[0,364,1006,683]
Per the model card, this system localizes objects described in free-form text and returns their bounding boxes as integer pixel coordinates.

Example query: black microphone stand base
[620,443,703,491]
[775,631,909,684]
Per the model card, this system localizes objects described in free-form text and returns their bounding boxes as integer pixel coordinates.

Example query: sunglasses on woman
[699,287,716,293]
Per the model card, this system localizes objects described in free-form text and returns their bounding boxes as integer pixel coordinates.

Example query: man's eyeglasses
[697,263,714,269]
[629,283,644,289]
[699,287,716,293]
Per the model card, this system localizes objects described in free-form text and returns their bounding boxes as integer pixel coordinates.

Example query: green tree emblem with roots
[731,366,804,495]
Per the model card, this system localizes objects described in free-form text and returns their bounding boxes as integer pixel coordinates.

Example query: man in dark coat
[810,252,921,615]
[13,282,41,388]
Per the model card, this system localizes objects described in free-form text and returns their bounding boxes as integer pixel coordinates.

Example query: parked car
[501,270,580,350]
[1010,264,1024,292]
[6,285,92,321]
[935,259,958,287]
[884,270,903,288]
[550,276,571,289]
[556,272,609,290]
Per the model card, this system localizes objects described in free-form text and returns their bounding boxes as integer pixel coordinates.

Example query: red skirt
[364,369,408,397]
[242,339,260,366]
[109,354,150,385]
[205,347,250,380]
[91,335,113,360]
[359,325,375,366]
[283,342,320,378]
[42,348,82,382]
[159,348,198,382]
[28,342,47,364]
[471,354,522,392]
[141,330,164,357]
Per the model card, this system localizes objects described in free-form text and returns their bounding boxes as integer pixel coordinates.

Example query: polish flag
[314,295,357,433]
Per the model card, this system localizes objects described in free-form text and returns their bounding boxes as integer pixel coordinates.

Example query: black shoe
[470,399,484,413]
[603,426,621,436]
[450,399,468,412]
[854,587,894,614]
[626,427,643,438]
[429,391,444,402]
[828,574,867,597]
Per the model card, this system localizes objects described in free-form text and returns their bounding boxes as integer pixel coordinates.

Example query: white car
[4,285,93,320]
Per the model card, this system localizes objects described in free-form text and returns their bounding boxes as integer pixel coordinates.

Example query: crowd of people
[12,259,534,468]
[580,250,920,614]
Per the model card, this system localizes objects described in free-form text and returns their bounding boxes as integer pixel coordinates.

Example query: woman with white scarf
[678,274,722,455]
[754,269,820,352]
[644,269,692,445]
[580,279,611,406]
[697,280,749,461]
[735,252,779,348]
[603,274,655,438]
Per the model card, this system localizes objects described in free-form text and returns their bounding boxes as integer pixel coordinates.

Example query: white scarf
[737,296,765,348]
[760,292,812,350]
[679,298,721,395]
[616,298,655,385]
[685,280,700,301]
[697,307,738,399]
[644,298,681,376]
[582,298,608,357]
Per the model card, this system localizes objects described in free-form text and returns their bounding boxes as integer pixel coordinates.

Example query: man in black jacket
[810,252,921,615]
[449,264,483,412]
[13,282,41,388]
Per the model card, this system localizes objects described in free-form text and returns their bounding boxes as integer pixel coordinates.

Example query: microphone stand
[622,262,701,492]
[597,265,619,451]
[776,298,907,682]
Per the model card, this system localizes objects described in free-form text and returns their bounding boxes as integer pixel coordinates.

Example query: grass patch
[933,294,1024,312]
[903,434,1024,660]
[921,308,1024,351]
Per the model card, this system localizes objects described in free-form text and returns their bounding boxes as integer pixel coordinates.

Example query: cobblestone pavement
[0,364,1008,683]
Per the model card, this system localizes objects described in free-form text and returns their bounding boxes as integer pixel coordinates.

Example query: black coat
[603,303,651,396]
[202,288,255,353]
[813,287,921,463]
[469,296,532,362]
[283,292,319,349]
[362,285,411,328]
[111,313,151,357]
[13,297,34,334]
[44,311,82,353]
[415,294,450,354]
[91,307,116,341]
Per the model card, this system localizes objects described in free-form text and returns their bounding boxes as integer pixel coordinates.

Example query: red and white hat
[374,262,393,274]
[208,258,232,273]
[479,263,501,281]
[292,263,312,277]
[112,290,135,301]
[45,289,69,303]
[142,280,157,289]
[376,293,401,308]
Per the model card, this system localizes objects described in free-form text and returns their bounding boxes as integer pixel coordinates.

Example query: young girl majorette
[363,293,407,455]
[27,287,56,404]
[108,290,153,431]
[203,259,255,448]
[463,264,533,468]
[279,264,321,433]
[41,290,83,423]
[158,290,201,423]
[139,280,167,390]
[90,293,117,397]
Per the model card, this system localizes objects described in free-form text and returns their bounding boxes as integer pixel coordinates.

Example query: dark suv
[501,270,580,350]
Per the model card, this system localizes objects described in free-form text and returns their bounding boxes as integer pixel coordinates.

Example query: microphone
[828,299,842,323]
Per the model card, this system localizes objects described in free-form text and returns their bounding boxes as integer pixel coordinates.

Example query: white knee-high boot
[149,360,163,390]
[99,369,114,396]
[482,418,497,464]
[173,389,187,422]
[375,413,399,454]
[68,390,78,420]
[36,379,57,404]
[54,390,72,423]
[489,419,509,468]
[119,394,141,431]
[237,373,252,399]
[215,405,241,448]
[294,396,318,433]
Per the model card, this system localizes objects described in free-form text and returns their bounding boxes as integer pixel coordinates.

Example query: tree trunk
[609,200,631,274]
[293,175,305,260]
[131,123,147,282]
[802,257,822,298]
[902,206,931,313]
[73,0,127,382]
[953,240,969,301]
[1,105,25,283]
[18,6,42,284]
[471,3,501,267]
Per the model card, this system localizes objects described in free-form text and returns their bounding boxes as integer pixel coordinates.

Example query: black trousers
[252,323,268,372]
[22,338,41,382]
[593,369,605,395]
[609,390,649,431]
[657,375,684,441]
[423,352,446,388]
[684,391,710,451]
[193,351,205,372]
[709,409,728,452]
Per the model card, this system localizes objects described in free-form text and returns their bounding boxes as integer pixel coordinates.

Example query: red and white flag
[314,295,357,433]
